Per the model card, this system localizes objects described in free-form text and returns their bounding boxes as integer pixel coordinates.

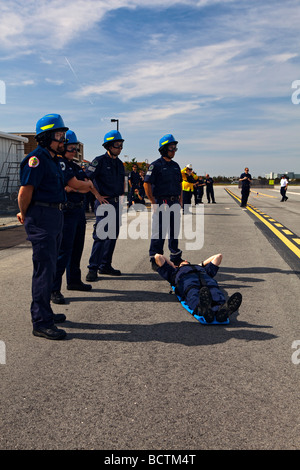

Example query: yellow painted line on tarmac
[225,188,300,259]
[250,190,277,198]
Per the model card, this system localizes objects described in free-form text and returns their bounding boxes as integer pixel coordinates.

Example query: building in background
[12,132,84,163]
[265,171,300,179]
[0,131,28,213]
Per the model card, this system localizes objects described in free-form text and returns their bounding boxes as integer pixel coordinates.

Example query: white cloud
[45,78,64,85]
[74,40,246,100]
[73,37,299,102]
[10,79,35,87]
[0,11,25,47]
[22,80,35,86]
[0,0,238,51]
[118,101,203,125]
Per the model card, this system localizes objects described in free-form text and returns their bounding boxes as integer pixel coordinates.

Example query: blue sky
[1,0,300,177]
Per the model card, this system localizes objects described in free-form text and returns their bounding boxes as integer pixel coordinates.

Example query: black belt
[106,196,119,203]
[63,201,84,209]
[32,201,63,210]
[158,195,180,202]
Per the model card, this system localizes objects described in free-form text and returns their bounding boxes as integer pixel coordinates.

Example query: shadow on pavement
[61,318,277,346]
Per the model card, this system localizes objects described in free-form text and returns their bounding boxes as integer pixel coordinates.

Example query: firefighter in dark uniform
[17,114,95,340]
[51,130,107,304]
[239,167,252,207]
[128,163,141,208]
[144,134,183,269]
[85,130,125,282]
[205,174,216,203]
[154,253,242,323]
[195,175,205,203]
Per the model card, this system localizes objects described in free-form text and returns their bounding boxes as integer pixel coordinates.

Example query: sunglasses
[112,142,123,149]
[66,147,79,153]
[52,131,66,143]
[168,145,178,152]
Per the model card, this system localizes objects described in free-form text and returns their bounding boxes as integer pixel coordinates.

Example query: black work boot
[215,292,242,322]
[98,266,121,276]
[171,255,184,267]
[32,325,67,340]
[198,286,214,323]
[51,291,65,304]
[150,258,158,272]
[53,313,66,323]
[67,282,92,291]
[86,269,98,282]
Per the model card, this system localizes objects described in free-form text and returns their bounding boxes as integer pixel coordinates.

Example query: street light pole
[111,119,119,131]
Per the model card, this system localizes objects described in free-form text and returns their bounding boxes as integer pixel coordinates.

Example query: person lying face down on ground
[154,253,242,323]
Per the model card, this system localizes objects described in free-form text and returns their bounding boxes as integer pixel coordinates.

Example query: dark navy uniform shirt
[128,170,141,189]
[59,157,86,203]
[205,177,214,187]
[240,172,252,188]
[20,145,70,204]
[144,157,182,198]
[85,152,125,197]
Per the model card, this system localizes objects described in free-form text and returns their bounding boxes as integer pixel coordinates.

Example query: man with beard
[17,114,94,340]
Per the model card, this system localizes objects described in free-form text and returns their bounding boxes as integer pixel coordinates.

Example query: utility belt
[63,200,84,210]
[171,264,206,300]
[105,196,119,203]
[157,195,180,202]
[32,201,64,210]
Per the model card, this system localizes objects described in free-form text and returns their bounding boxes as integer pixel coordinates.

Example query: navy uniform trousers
[52,204,86,291]
[149,197,182,261]
[24,205,63,329]
[241,186,250,206]
[88,199,120,271]
[158,262,225,313]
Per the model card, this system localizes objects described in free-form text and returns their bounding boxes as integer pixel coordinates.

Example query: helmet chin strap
[47,131,65,153]
[47,142,57,155]
[160,147,174,160]
[107,146,120,158]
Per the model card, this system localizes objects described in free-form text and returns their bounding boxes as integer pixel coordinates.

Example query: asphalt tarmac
[0,186,299,451]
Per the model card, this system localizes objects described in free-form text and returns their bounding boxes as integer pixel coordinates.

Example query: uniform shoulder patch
[28,156,40,168]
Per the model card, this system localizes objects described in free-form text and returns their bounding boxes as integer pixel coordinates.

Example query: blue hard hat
[102,130,124,147]
[65,130,79,145]
[36,114,68,136]
[159,134,178,150]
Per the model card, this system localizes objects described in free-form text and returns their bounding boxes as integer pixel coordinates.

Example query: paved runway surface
[0,186,299,451]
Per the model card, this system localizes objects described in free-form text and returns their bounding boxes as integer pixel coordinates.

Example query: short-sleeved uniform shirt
[20,145,70,203]
[240,172,252,189]
[280,177,288,188]
[59,157,86,203]
[128,170,141,189]
[85,152,125,198]
[158,261,218,287]
[144,157,182,198]
[205,177,214,188]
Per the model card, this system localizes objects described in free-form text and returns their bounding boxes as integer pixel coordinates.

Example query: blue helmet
[102,130,124,147]
[65,130,79,145]
[158,133,178,151]
[35,113,68,136]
